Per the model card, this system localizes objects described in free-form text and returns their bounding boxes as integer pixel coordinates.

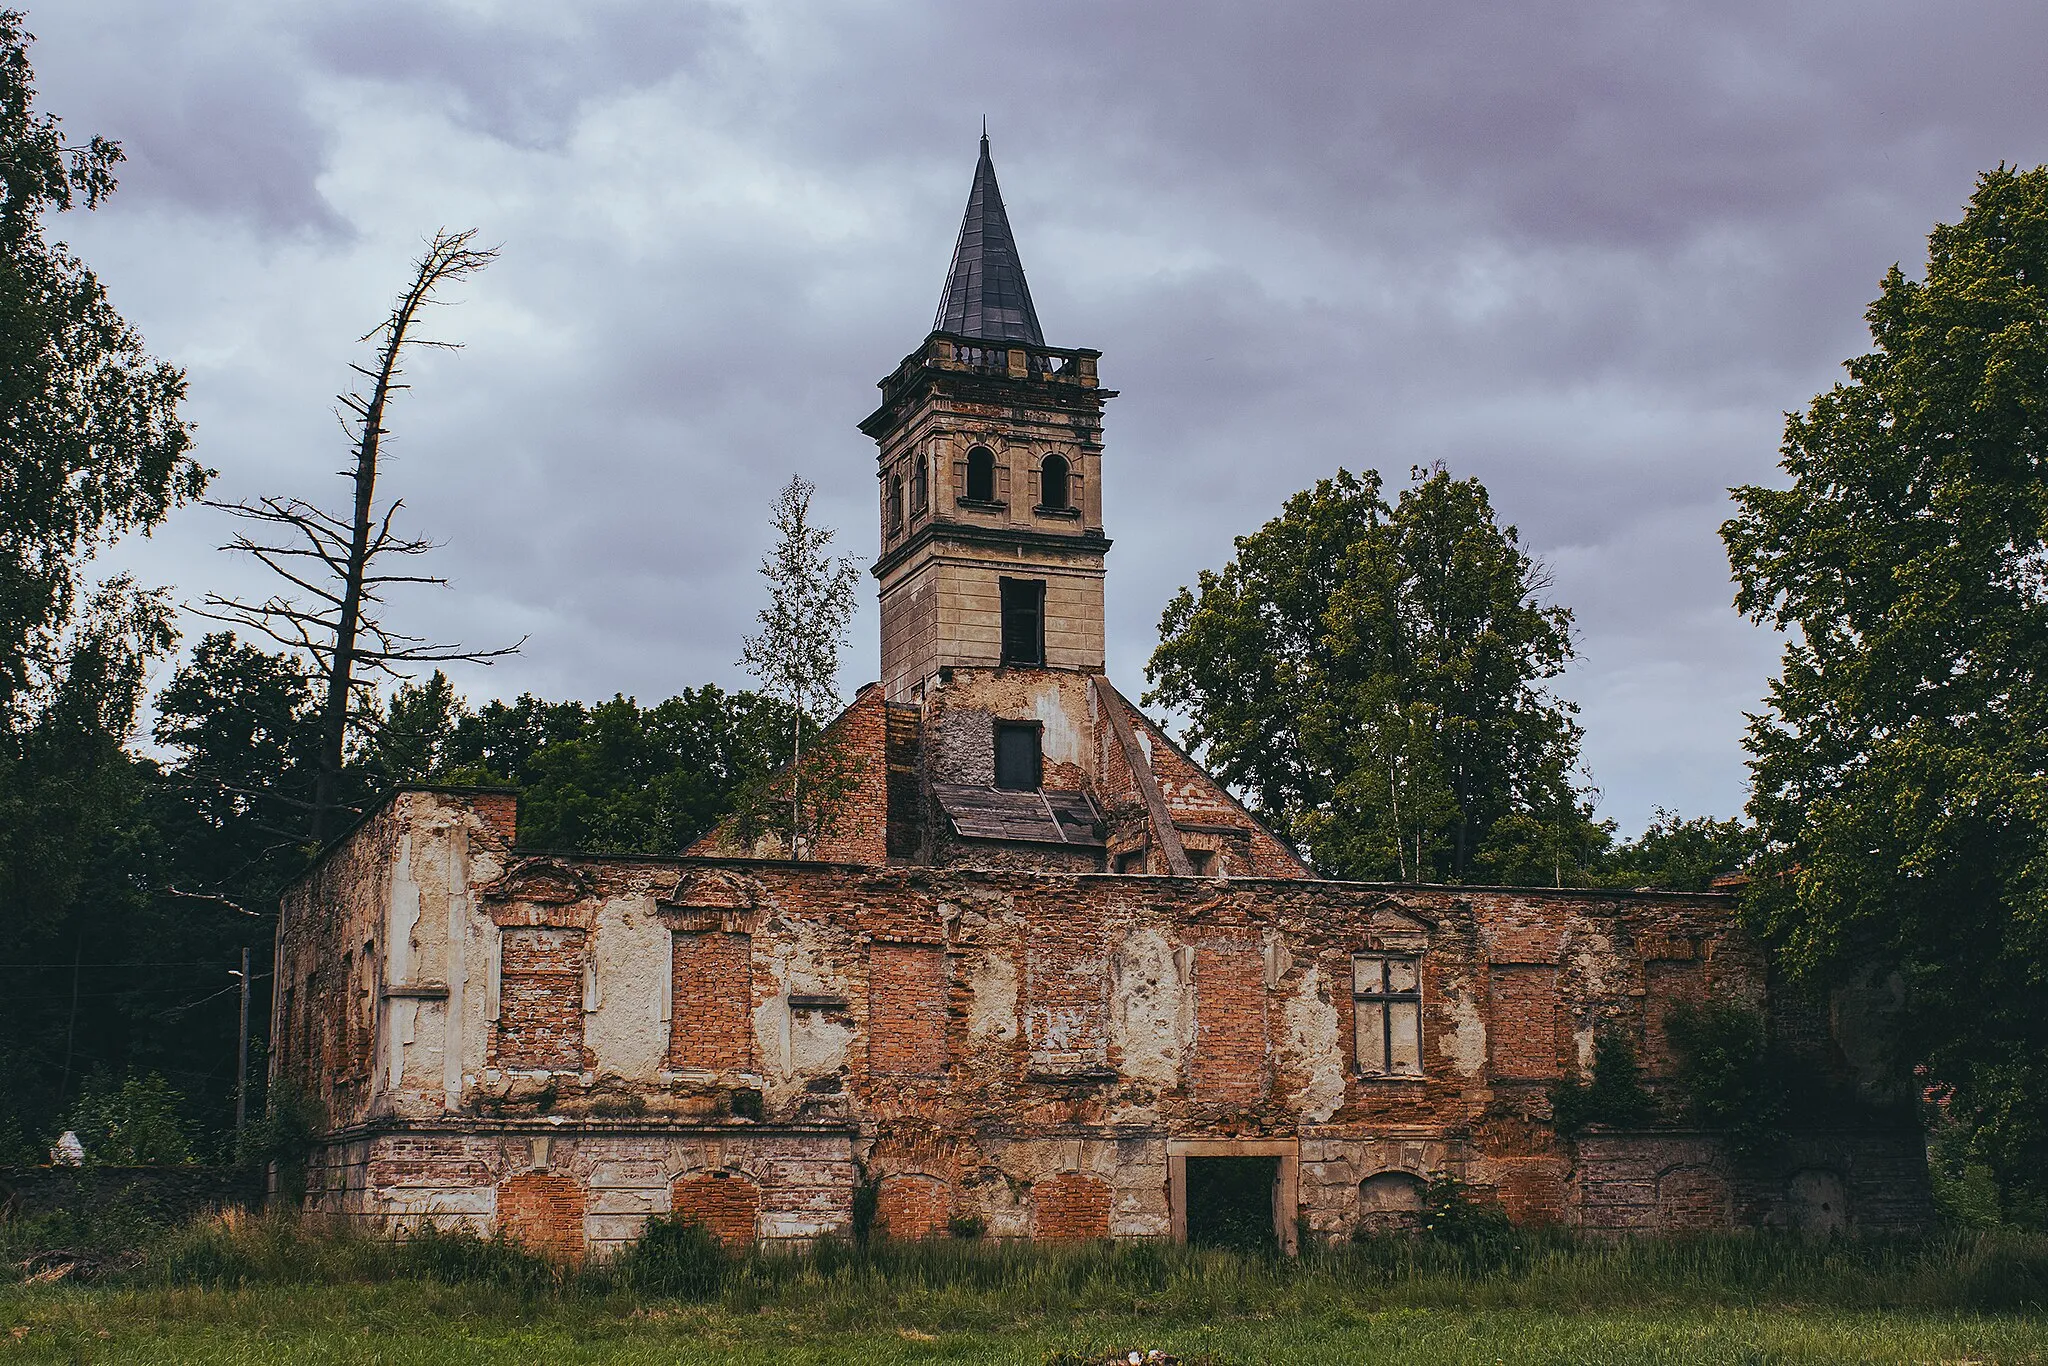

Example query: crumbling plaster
[278,789,1925,1248]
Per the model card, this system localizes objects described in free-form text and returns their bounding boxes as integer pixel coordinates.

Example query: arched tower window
[1039,453,1070,510]
[910,451,928,514]
[966,445,997,503]
[889,474,905,534]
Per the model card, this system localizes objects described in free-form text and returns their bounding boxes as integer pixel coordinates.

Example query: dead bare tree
[199,229,521,841]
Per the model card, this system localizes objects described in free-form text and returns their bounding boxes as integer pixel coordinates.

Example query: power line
[0,961,262,969]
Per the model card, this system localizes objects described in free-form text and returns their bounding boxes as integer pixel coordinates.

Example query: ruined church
[273,138,1928,1255]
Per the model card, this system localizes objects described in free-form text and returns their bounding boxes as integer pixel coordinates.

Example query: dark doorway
[1184,1156,1279,1253]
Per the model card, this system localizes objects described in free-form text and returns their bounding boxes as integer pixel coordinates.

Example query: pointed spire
[933,132,1045,345]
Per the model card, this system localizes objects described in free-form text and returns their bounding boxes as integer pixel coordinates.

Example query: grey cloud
[45,0,2048,834]
[32,4,345,235]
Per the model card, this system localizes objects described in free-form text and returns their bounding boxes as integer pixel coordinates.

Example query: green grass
[4,1217,2047,1363]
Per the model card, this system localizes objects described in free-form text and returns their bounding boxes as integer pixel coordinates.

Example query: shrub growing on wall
[1549,1030,1655,1134]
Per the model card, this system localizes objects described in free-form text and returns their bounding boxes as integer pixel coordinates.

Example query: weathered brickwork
[499,1171,585,1256]
[494,927,587,1070]
[1025,906,1109,1074]
[670,931,752,1071]
[1033,1172,1112,1240]
[1489,966,1561,1080]
[671,1171,760,1244]
[278,788,1930,1253]
[266,155,1931,1254]
[867,942,947,1074]
[1192,939,1268,1107]
[877,1173,950,1239]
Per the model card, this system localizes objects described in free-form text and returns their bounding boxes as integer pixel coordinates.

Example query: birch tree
[739,475,862,856]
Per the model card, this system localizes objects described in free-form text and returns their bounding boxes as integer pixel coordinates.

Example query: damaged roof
[933,782,1102,847]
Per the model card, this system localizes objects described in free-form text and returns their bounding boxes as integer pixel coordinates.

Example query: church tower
[860,134,1114,706]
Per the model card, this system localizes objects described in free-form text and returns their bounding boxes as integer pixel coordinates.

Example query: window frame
[1038,452,1071,511]
[993,720,1043,791]
[965,445,998,504]
[888,471,905,535]
[999,576,1046,667]
[1352,952,1424,1079]
[910,449,929,514]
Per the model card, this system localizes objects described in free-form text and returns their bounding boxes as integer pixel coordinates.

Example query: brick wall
[1489,966,1561,1079]
[689,688,892,863]
[281,789,1923,1246]
[1130,709,1309,877]
[1192,939,1267,1105]
[498,1171,584,1255]
[876,1172,948,1239]
[1644,959,1709,1073]
[1032,1172,1111,1240]
[494,927,587,1069]
[868,942,947,1074]
[1025,909,1108,1073]
[1568,1130,1933,1235]
[669,931,752,1070]
[671,1171,760,1244]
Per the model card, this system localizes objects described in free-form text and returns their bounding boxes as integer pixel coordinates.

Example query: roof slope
[932,134,1045,344]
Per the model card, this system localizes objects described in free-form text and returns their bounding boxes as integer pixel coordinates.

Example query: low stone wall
[0,1165,264,1225]
[1567,1128,1933,1235]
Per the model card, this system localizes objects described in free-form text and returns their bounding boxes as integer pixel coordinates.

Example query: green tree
[1548,1030,1654,1134]
[368,673,798,855]
[1148,465,1591,881]
[0,10,202,942]
[738,475,864,857]
[1722,165,2048,1211]
[1598,809,1756,892]
[67,1071,194,1165]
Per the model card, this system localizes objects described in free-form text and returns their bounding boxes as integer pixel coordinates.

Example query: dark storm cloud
[28,0,2048,831]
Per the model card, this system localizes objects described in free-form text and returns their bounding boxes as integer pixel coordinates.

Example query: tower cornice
[871,518,1113,582]
[860,332,1113,440]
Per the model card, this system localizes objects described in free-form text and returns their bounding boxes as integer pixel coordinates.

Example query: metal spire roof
[932,133,1045,345]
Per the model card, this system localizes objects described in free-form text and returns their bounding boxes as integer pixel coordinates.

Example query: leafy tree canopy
[372,671,797,855]
[1598,809,1757,892]
[1723,164,2048,1209]
[1147,465,1595,882]
[0,10,202,946]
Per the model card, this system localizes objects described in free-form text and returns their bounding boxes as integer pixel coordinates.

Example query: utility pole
[235,947,251,1140]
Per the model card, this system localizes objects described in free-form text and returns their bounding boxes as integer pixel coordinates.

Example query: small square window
[1354,953,1423,1077]
[994,722,1042,790]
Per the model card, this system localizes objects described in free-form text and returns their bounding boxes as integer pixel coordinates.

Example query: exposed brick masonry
[1489,966,1561,1080]
[877,1173,949,1239]
[498,1172,585,1256]
[1033,1172,1112,1240]
[868,942,947,1074]
[1193,939,1268,1106]
[495,927,586,1070]
[671,1172,760,1244]
[670,931,752,1071]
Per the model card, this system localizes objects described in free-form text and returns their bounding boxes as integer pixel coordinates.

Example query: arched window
[966,446,996,503]
[889,474,904,534]
[1039,453,1070,510]
[910,451,928,514]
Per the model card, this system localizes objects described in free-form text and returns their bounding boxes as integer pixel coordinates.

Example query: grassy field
[4,1218,2047,1364]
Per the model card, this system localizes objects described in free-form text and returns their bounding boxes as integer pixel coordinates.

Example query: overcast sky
[32,1,2048,835]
